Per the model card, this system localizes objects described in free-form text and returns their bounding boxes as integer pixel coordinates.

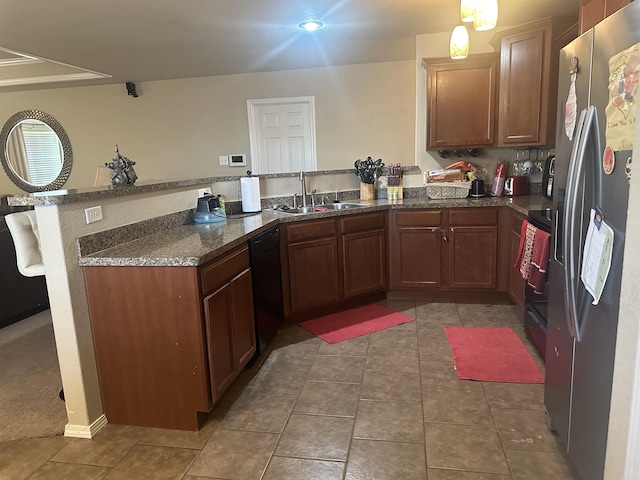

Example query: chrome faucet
[299,171,307,207]
[311,189,317,207]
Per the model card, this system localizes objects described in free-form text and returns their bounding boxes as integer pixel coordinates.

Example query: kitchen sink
[276,203,364,214]
[321,203,363,210]
[280,206,318,214]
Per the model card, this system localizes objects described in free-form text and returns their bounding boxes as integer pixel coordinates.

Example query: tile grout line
[416,302,432,476]
[341,329,371,480]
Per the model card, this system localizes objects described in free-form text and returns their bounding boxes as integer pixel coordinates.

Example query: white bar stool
[5,210,64,401]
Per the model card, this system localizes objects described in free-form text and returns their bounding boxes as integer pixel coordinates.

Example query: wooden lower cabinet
[288,236,341,312]
[284,212,388,316]
[507,210,527,311]
[203,267,255,403]
[84,244,255,431]
[391,210,443,289]
[390,208,499,291]
[447,208,498,289]
[341,212,387,298]
[448,225,497,289]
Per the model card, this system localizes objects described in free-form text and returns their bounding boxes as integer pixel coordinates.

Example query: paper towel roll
[241,177,261,212]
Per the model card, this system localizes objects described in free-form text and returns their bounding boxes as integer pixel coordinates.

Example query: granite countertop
[5,166,420,206]
[78,194,552,268]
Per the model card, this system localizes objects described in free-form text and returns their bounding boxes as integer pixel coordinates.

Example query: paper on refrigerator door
[605,42,640,152]
[581,208,614,305]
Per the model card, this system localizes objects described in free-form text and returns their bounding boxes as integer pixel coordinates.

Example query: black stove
[523,209,552,361]
[527,208,553,230]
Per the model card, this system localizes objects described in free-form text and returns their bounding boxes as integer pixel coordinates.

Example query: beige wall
[0,60,415,194]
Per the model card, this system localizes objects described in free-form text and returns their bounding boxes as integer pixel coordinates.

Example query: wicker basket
[426,182,471,200]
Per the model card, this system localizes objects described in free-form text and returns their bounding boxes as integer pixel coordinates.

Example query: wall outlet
[219,155,229,166]
[85,206,103,224]
[198,187,212,197]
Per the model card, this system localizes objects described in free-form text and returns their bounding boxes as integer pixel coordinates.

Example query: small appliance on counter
[503,176,529,196]
[470,179,485,197]
[541,155,555,199]
[194,194,227,223]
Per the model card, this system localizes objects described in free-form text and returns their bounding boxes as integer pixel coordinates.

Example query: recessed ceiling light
[298,21,323,32]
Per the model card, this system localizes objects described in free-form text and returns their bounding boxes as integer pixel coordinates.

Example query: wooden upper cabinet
[423,53,499,149]
[492,17,578,147]
[580,0,632,34]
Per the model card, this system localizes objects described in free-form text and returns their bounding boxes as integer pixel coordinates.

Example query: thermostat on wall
[229,154,247,167]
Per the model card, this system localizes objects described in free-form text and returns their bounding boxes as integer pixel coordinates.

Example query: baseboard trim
[64,414,108,439]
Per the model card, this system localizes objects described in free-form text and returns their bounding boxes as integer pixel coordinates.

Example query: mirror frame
[0,110,73,192]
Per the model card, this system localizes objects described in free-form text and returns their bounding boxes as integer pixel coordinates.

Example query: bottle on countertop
[489,162,506,197]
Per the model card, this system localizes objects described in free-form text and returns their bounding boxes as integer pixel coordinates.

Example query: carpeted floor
[0,310,67,443]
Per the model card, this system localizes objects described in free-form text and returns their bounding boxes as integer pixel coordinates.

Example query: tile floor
[0,301,578,480]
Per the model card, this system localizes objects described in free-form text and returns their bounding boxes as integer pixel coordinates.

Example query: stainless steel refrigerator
[545,3,640,480]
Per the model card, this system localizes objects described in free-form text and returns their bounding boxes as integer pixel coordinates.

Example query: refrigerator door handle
[556,108,587,264]
[566,105,600,342]
[561,107,588,339]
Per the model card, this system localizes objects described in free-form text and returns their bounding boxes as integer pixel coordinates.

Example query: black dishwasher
[248,225,284,355]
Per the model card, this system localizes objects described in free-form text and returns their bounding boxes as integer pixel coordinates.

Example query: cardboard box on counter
[425,168,465,183]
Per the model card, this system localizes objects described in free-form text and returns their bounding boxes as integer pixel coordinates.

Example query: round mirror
[0,110,72,192]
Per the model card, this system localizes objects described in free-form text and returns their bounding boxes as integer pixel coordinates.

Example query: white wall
[604,113,640,479]
[0,61,415,194]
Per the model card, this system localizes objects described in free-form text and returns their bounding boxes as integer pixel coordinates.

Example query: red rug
[444,326,544,383]
[300,304,414,344]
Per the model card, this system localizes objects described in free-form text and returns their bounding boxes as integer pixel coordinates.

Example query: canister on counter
[488,162,506,197]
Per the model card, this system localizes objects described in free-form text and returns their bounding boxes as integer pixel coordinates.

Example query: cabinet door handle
[431,227,447,242]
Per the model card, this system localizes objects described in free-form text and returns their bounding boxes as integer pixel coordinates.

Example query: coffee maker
[542,155,555,199]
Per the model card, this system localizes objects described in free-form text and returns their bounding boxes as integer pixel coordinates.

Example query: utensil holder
[360,182,375,201]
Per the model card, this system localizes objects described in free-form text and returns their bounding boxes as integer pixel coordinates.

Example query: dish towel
[514,220,536,281]
[513,220,551,293]
[528,228,551,293]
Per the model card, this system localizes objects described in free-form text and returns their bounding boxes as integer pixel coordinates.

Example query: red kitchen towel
[514,220,536,281]
[528,228,551,294]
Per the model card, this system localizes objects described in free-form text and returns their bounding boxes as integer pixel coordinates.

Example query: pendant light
[450,25,470,60]
[460,0,476,23]
[473,0,498,31]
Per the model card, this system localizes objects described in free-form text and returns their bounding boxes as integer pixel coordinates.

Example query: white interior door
[247,97,317,174]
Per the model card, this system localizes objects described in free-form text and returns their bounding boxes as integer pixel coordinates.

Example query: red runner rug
[300,304,413,344]
[444,326,544,383]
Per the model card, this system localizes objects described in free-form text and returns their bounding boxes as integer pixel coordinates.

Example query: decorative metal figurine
[105,145,137,186]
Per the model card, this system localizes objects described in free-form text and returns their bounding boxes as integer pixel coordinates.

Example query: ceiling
[0,0,580,92]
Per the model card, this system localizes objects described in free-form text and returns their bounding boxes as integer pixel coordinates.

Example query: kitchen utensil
[354,156,384,184]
